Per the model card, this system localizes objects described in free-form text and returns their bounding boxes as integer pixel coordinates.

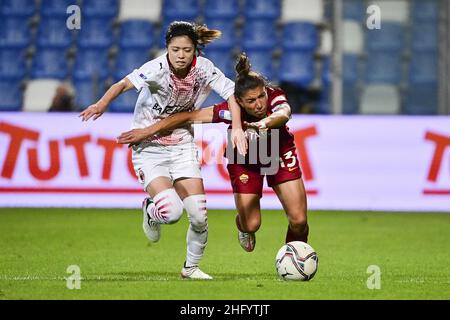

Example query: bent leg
[272,178,309,243]
[145,177,184,224]
[234,193,262,233]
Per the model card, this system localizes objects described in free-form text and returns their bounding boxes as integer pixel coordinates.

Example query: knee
[240,217,261,234]
[183,194,208,231]
[154,189,183,224]
[289,214,308,231]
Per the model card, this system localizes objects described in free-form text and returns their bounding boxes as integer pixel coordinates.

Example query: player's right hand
[79,103,105,122]
[231,128,248,156]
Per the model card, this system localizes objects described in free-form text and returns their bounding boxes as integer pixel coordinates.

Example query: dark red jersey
[212,86,297,164]
[212,87,302,195]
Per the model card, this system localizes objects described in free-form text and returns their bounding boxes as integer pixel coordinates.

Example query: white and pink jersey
[126,53,234,148]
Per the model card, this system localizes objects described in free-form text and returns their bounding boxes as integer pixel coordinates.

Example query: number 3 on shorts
[280,150,296,168]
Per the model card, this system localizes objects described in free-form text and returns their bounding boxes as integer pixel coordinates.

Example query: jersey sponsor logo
[163,104,195,115]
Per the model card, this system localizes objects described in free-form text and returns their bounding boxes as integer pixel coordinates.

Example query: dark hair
[234,53,267,99]
[165,21,221,54]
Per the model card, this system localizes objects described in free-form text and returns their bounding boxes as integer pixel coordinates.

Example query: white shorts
[132,142,202,191]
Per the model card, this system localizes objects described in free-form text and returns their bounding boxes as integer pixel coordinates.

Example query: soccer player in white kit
[80,21,244,280]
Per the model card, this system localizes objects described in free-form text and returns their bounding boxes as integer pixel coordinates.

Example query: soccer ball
[275,241,318,281]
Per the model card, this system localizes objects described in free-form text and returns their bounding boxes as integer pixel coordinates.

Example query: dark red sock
[285,224,309,243]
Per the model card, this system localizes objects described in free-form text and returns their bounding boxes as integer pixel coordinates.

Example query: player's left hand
[244,120,267,130]
[117,129,148,146]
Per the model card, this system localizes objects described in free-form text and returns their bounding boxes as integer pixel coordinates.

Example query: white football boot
[181,264,213,280]
[142,197,161,242]
[238,231,256,252]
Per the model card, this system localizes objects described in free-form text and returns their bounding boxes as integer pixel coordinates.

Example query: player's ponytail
[235,53,267,99]
[195,24,222,46]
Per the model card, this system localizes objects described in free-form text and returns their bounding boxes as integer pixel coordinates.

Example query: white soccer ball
[275,241,318,281]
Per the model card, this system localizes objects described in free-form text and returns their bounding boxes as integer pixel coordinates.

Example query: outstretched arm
[79,78,134,121]
[117,107,214,145]
[245,104,291,130]
[228,95,248,156]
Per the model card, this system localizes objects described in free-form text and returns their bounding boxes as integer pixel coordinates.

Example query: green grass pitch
[0,208,449,300]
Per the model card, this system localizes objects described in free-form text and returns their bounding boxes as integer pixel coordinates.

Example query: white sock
[183,194,208,267]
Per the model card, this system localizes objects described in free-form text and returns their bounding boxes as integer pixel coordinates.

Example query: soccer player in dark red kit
[118,53,309,253]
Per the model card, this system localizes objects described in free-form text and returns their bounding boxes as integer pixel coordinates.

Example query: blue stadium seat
[0,17,32,49]
[41,0,78,17]
[31,48,69,79]
[279,51,315,87]
[200,91,225,108]
[119,20,155,49]
[73,49,110,80]
[316,84,359,115]
[0,80,22,111]
[73,78,109,111]
[203,18,236,50]
[411,22,438,52]
[77,17,114,49]
[82,0,119,18]
[315,84,331,114]
[408,52,438,85]
[343,0,366,21]
[404,84,438,115]
[412,0,438,22]
[204,0,240,19]
[163,0,200,21]
[365,23,405,51]
[109,89,139,112]
[244,50,275,81]
[241,19,278,50]
[0,0,36,17]
[343,54,360,84]
[343,85,359,114]
[0,49,27,80]
[114,48,151,80]
[365,51,402,84]
[244,0,280,20]
[36,17,74,49]
[282,22,318,51]
[203,49,234,79]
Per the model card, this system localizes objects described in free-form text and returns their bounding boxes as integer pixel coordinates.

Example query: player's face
[167,36,195,73]
[238,86,268,119]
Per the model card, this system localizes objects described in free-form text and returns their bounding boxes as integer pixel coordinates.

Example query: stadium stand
[0,0,442,115]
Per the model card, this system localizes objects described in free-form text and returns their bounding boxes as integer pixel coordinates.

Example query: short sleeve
[212,102,232,124]
[126,60,156,92]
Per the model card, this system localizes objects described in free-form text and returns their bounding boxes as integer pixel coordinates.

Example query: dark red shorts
[227,147,302,197]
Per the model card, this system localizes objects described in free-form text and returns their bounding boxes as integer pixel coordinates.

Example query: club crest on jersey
[193,81,200,95]
[239,174,249,184]
[138,169,145,183]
